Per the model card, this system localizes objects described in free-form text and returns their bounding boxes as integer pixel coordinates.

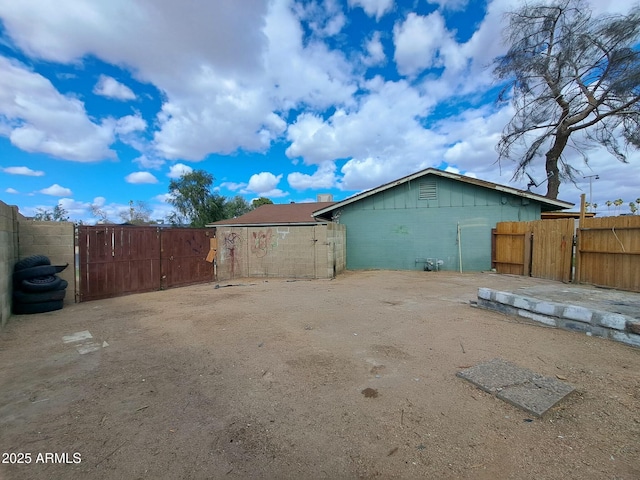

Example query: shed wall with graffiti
[215,223,345,280]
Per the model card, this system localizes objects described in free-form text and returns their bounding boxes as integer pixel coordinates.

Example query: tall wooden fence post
[574,194,586,284]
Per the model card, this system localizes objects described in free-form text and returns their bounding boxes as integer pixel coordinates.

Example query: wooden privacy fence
[576,215,640,292]
[492,219,574,283]
[493,215,640,292]
[77,225,216,302]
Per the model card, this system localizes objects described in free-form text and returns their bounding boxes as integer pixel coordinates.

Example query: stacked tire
[12,255,69,315]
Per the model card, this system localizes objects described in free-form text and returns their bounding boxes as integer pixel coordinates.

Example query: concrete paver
[457,358,575,417]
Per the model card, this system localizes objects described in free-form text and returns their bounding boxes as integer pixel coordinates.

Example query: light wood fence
[493,219,574,282]
[576,215,640,292]
[493,215,640,292]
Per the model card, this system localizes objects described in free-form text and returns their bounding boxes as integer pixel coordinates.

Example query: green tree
[223,195,252,219]
[605,200,613,212]
[167,170,225,227]
[614,198,624,213]
[494,0,640,199]
[34,204,69,221]
[251,197,273,208]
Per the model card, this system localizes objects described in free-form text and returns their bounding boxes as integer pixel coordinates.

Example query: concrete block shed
[209,202,346,281]
[313,168,573,272]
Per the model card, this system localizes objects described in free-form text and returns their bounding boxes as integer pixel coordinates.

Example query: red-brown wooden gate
[77,226,215,302]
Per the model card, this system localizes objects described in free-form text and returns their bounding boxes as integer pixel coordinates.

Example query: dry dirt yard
[0,270,639,480]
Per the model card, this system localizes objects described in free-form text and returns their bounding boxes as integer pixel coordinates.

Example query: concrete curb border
[476,288,640,349]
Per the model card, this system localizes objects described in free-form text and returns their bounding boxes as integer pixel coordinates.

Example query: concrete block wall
[216,224,346,281]
[327,222,346,277]
[17,218,76,304]
[0,202,19,328]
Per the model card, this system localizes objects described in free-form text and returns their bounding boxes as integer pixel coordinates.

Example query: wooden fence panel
[160,228,214,289]
[493,221,532,275]
[78,226,216,302]
[531,219,574,283]
[577,215,640,292]
[493,219,574,282]
[78,226,161,302]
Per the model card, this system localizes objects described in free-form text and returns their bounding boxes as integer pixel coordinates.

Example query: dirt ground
[1,270,639,480]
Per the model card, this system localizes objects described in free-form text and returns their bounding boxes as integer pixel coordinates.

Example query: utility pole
[583,175,599,212]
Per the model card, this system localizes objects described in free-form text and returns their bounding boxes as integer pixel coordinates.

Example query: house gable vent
[418,180,437,200]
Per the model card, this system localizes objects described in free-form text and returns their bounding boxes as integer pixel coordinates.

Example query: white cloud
[361,31,386,67]
[133,155,165,169]
[348,0,394,20]
[589,0,640,15]
[220,181,247,192]
[288,162,337,190]
[125,171,158,184]
[0,56,116,161]
[393,12,456,77]
[2,165,45,176]
[0,0,359,163]
[285,78,438,179]
[58,197,92,218]
[115,114,146,135]
[154,193,173,203]
[426,0,470,10]
[167,163,193,179]
[245,171,287,198]
[5,187,19,194]
[151,0,356,161]
[293,0,346,37]
[152,75,289,160]
[0,0,277,161]
[40,184,72,196]
[0,1,269,78]
[93,74,136,100]
[340,156,412,192]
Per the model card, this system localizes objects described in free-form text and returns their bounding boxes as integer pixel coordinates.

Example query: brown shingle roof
[207,202,336,226]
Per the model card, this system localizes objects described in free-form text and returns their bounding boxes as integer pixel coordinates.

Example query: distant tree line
[587,198,640,215]
[33,204,70,222]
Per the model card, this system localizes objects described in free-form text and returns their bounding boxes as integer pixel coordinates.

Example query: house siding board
[340,176,542,271]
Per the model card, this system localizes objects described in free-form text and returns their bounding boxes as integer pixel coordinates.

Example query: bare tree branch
[494,0,640,198]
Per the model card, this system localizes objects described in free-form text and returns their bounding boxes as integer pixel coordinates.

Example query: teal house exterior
[313,168,573,272]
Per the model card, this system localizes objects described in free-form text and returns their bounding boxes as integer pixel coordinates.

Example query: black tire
[20,276,63,292]
[13,288,66,303]
[12,299,64,315]
[13,265,59,283]
[14,255,51,272]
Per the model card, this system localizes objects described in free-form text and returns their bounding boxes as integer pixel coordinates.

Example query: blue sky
[1,0,638,223]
